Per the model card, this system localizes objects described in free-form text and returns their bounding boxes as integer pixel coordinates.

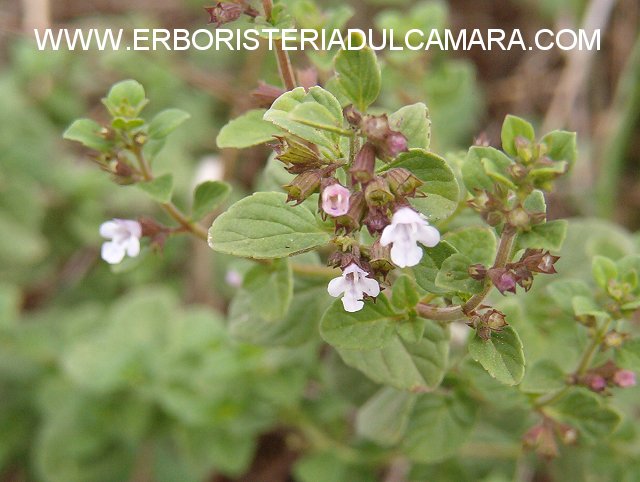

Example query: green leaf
[546,279,592,314]
[591,255,618,290]
[148,108,190,139]
[616,339,640,372]
[435,253,483,295]
[541,130,577,167]
[208,192,331,259]
[336,320,449,392]
[388,103,431,150]
[571,295,609,320]
[63,119,112,152]
[501,115,535,157]
[462,146,514,194]
[391,274,419,311]
[380,149,459,221]
[395,316,427,344]
[191,181,231,221]
[217,109,282,149]
[550,389,621,442]
[356,387,417,446]
[241,258,293,322]
[520,360,566,393]
[263,87,344,154]
[229,276,331,347]
[516,219,568,251]
[136,173,173,203]
[334,34,381,111]
[401,389,478,463]
[414,241,458,294]
[468,326,525,385]
[103,79,148,118]
[444,227,497,265]
[523,189,546,214]
[320,296,399,350]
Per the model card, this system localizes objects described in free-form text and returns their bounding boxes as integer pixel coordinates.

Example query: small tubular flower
[380,207,440,268]
[327,263,380,312]
[99,219,142,264]
[321,182,350,217]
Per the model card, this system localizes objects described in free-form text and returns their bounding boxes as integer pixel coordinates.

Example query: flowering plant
[50,0,640,479]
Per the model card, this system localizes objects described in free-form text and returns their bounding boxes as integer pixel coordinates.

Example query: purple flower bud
[488,268,517,295]
[321,182,350,217]
[613,369,636,388]
[385,132,408,157]
[588,375,607,392]
[350,143,376,183]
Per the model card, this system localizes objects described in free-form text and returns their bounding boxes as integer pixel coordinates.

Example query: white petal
[390,241,423,268]
[99,221,120,239]
[120,220,142,238]
[342,295,364,312]
[343,263,367,276]
[416,224,440,247]
[327,276,347,297]
[379,224,396,247]
[391,207,423,225]
[101,241,126,264]
[125,236,141,257]
[360,277,380,297]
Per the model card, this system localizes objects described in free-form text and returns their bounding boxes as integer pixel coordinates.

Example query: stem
[534,316,614,408]
[262,0,296,91]
[416,229,517,322]
[132,144,209,241]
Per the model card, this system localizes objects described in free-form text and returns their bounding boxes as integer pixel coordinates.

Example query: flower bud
[363,206,390,235]
[613,369,636,388]
[385,132,408,158]
[507,207,530,230]
[384,168,423,197]
[488,268,517,295]
[515,136,533,164]
[283,170,322,205]
[350,143,376,183]
[468,264,487,281]
[365,177,393,206]
[343,105,362,126]
[205,2,243,26]
[586,374,607,392]
[514,265,534,291]
[321,181,350,217]
[361,114,389,140]
[485,211,504,226]
[335,191,365,232]
[508,162,528,181]
[272,137,322,171]
[485,309,508,331]
[603,330,626,349]
[369,239,394,276]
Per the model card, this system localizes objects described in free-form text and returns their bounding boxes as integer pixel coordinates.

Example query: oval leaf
[468,326,525,385]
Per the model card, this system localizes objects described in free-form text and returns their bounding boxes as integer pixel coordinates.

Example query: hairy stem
[416,228,517,322]
[262,0,296,91]
[132,144,209,241]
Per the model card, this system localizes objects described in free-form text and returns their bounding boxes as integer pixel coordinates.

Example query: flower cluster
[470,248,560,295]
[272,108,441,311]
[580,360,637,393]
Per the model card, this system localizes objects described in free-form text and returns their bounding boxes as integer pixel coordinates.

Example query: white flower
[191,155,223,191]
[327,263,380,312]
[380,207,440,268]
[99,219,142,264]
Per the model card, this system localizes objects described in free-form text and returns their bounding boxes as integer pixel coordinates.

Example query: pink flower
[613,369,636,388]
[321,182,350,217]
[588,375,607,392]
